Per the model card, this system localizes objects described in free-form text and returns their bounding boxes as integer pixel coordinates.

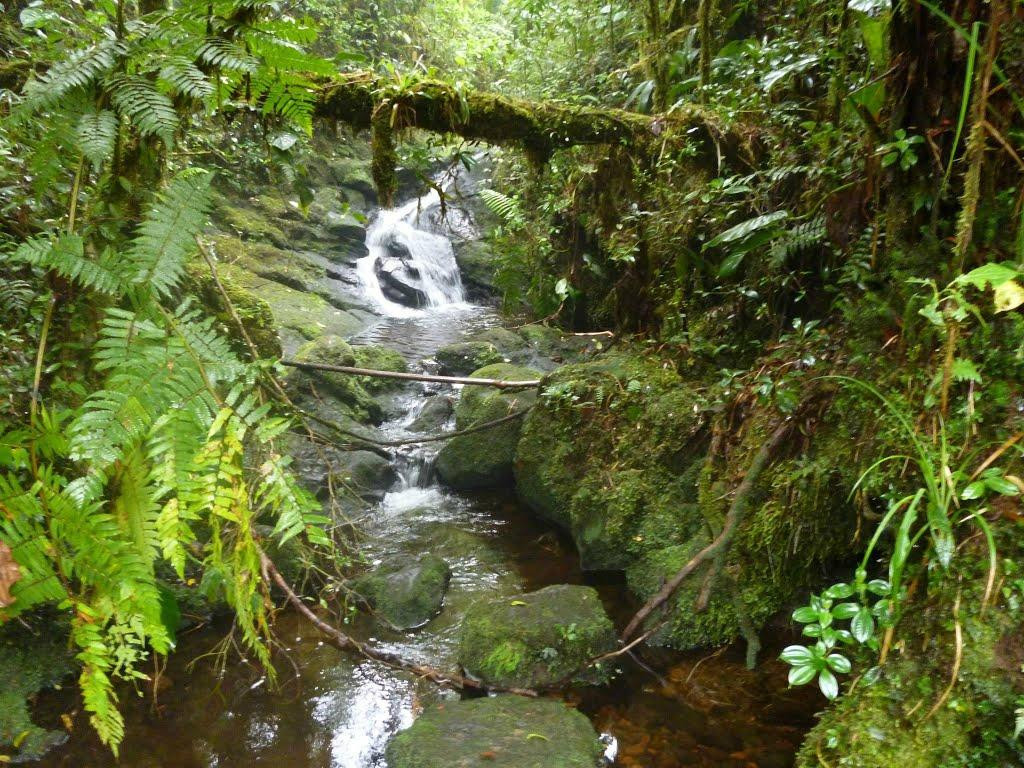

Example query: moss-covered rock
[435,363,540,490]
[433,341,504,376]
[184,261,282,359]
[385,695,604,768]
[452,239,498,299]
[458,584,615,689]
[0,619,74,761]
[514,347,863,650]
[351,554,451,630]
[351,345,409,394]
[290,335,385,423]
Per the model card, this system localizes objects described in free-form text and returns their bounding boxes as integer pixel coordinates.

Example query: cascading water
[356,187,467,317]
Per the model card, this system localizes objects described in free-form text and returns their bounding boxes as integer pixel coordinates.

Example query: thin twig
[282,359,541,389]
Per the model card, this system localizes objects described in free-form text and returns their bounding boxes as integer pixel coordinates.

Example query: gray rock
[336,450,397,499]
[351,554,452,630]
[408,394,454,432]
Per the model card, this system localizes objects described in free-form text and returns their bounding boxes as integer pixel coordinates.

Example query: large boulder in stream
[458,584,616,689]
[385,695,604,768]
[435,363,540,490]
[351,554,452,630]
[433,341,503,376]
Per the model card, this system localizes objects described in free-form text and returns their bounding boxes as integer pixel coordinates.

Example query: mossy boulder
[351,345,409,394]
[458,584,615,689]
[435,363,540,490]
[514,347,863,650]
[0,620,74,761]
[290,335,384,423]
[351,554,452,630]
[433,341,503,376]
[452,239,498,299]
[385,695,604,768]
[184,261,282,359]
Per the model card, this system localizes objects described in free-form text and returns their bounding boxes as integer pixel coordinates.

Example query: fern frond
[76,110,119,169]
[196,37,259,72]
[125,172,212,296]
[108,75,179,145]
[248,36,336,76]
[13,234,126,294]
[158,57,215,100]
[20,40,126,113]
[479,188,522,222]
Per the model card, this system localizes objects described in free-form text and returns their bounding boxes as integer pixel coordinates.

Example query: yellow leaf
[60,713,75,732]
[994,279,1024,313]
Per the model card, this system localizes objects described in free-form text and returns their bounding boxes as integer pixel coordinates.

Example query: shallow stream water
[35,180,818,768]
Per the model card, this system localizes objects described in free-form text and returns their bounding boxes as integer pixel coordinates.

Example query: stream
[35,177,818,768]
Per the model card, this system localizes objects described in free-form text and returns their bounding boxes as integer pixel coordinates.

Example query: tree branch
[281,358,541,389]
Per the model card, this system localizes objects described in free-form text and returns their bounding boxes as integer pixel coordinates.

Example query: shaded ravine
[35,179,818,768]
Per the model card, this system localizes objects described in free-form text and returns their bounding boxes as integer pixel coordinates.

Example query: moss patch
[458,584,616,689]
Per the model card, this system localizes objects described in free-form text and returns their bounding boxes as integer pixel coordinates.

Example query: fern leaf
[20,40,126,113]
[158,57,214,100]
[13,233,125,295]
[108,75,179,145]
[249,36,337,76]
[126,172,212,295]
[479,188,522,222]
[76,110,119,169]
[196,37,259,72]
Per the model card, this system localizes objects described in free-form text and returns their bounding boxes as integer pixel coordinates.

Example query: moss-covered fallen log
[314,72,728,203]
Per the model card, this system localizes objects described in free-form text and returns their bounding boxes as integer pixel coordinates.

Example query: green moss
[433,341,503,376]
[385,695,604,768]
[351,554,451,630]
[183,261,282,359]
[213,200,289,247]
[458,584,616,689]
[291,335,384,423]
[351,345,408,394]
[435,363,540,489]
[0,619,74,760]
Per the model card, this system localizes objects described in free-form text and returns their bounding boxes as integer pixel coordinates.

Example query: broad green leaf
[960,481,987,500]
[788,663,818,686]
[956,263,1019,290]
[705,211,789,250]
[792,606,818,623]
[824,582,854,599]
[832,602,860,620]
[818,668,840,699]
[984,476,1020,496]
[780,645,814,665]
[866,579,891,596]
[949,358,981,384]
[826,653,852,674]
[851,607,875,643]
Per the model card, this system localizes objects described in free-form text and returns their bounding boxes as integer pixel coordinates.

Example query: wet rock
[409,394,454,432]
[336,450,397,499]
[375,253,428,308]
[351,554,451,629]
[433,341,503,376]
[385,695,604,768]
[435,363,540,490]
[458,584,616,689]
[452,239,498,300]
[351,345,409,393]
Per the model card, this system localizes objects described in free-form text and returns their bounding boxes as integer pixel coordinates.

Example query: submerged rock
[435,363,540,490]
[385,695,604,768]
[351,554,452,630]
[433,341,503,376]
[458,584,616,689]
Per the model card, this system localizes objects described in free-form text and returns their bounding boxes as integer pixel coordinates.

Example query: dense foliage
[1,0,1023,761]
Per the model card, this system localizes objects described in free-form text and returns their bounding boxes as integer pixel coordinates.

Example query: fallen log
[281,358,542,389]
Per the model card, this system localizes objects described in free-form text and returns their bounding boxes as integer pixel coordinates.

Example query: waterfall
[356,187,467,317]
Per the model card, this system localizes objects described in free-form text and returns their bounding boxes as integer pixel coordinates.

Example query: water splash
[356,188,468,317]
